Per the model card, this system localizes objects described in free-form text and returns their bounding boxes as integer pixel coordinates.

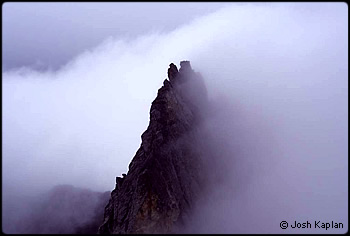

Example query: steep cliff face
[98,61,209,234]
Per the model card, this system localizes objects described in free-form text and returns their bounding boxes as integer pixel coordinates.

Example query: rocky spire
[167,63,178,82]
[98,61,208,234]
[179,60,192,73]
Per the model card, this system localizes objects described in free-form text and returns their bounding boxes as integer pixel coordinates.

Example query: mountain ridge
[98,61,209,234]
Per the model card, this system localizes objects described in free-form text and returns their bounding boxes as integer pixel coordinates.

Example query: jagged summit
[98,61,208,234]
[166,60,197,85]
[179,60,192,73]
[167,63,178,82]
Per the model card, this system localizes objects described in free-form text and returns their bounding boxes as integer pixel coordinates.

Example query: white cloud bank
[2,2,348,233]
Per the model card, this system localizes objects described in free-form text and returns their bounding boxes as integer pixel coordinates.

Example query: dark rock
[179,60,192,74]
[98,61,209,234]
[167,63,178,82]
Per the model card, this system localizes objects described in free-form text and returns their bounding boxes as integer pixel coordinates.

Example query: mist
[2,2,348,233]
[2,2,228,71]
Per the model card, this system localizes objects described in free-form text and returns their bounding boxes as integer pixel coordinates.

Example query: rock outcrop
[98,61,209,234]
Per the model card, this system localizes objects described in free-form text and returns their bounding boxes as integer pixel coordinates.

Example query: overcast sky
[2,2,229,71]
[2,2,348,233]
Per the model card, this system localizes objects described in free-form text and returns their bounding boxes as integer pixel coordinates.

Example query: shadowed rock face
[98,61,209,234]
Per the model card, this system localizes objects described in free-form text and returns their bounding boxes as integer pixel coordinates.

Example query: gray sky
[2,2,348,233]
[2,2,229,71]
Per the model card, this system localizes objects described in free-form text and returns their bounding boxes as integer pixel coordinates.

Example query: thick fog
[2,2,228,71]
[2,2,348,234]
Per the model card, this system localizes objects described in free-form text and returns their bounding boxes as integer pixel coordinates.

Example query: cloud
[2,2,348,233]
[2,2,229,70]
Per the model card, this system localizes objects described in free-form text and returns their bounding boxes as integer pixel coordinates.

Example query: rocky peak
[179,60,192,74]
[168,60,196,85]
[167,63,178,82]
[98,61,209,234]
